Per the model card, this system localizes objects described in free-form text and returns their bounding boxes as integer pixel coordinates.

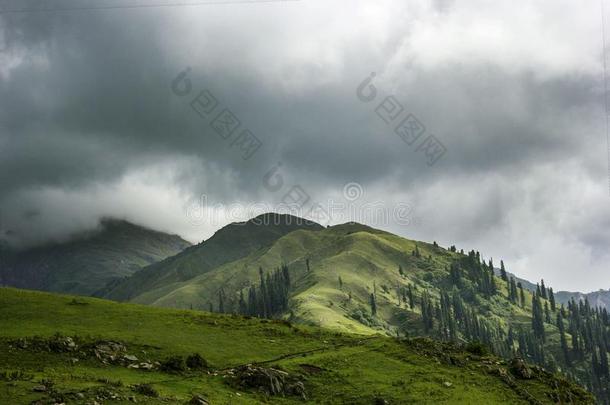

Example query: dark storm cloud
[0,0,608,290]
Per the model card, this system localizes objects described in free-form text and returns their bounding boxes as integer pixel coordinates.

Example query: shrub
[160,356,186,372]
[465,341,488,356]
[186,353,208,370]
[132,383,158,397]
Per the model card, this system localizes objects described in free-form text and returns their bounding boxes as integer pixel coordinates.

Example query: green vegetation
[101,214,322,301]
[101,214,610,402]
[0,288,592,404]
[1,213,607,402]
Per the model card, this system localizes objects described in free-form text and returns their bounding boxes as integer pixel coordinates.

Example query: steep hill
[0,287,592,404]
[101,213,322,301]
[103,215,610,402]
[0,219,191,296]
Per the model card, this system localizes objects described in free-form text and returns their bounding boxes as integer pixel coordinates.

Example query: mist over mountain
[0,218,191,295]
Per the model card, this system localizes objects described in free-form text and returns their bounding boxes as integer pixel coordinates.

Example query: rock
[49,335,77,352]
[76,393,85,399]
[443,381,453,388]
[16,338,28,349]
[93,341,127,364]
[32,385,47,392]
[123,354,139,362]
[231,365,306,399]
[286,381,307,398]
[509,358,533,379]
[139,362,154,370]
[188,394,210,404]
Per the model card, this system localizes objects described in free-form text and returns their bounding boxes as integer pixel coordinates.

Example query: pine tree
[509,277,518,304]
[370,293,377,316]
[549,287,556,312]
[407,284,415,309]
[500,260,508,281]
[338,276,343,290]
[413,244,421,258]
[218,289,225,313]
[557,310,571,365]
[540,279,548,300]
[238,290,247,315]
[518,282,526,308]
[532,293,545,342]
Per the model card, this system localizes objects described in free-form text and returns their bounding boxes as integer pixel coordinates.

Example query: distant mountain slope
[0,287,593,404]
[101,213,323,301]
[493,269,610,312]
[555,290,610,311]
[0,219,191,296]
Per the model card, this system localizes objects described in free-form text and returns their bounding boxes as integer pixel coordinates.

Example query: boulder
[231,365,306,399]
[188,394,210,404]
[509,358,533,379]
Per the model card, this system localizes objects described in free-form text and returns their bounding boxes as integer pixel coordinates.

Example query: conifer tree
[557,310,571,365]
[407,284,415,309]
[218,289,225,313]
[500,260,508,281]
[532,293,545,342]
[518,282,526,308]
[549,287,556,312]
[509,277,518,304]
[238,290,247,315]
[370,293,377,316]
[540,279,548,300]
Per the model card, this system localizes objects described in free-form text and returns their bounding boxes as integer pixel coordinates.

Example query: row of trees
[401,249,609,403]
[212,265,292,318]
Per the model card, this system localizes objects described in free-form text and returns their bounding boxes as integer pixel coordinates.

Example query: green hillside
[103,215,610,402]
[0,219,191,296]
[0,287,592,404]
[101,214,322,301]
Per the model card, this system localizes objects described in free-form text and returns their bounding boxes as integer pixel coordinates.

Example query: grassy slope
[0,288,591,404]
[122,223,456,334]
[102,214,323,301]
[0,219,191,296]
[113,221,598,390]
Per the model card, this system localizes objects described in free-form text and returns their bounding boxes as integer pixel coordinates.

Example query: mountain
[494,269,610,312]
[100,214,610,402]
[555,290,610,311]
[100,213,322,301]
[0,219,191,296]
[0,287,592,404]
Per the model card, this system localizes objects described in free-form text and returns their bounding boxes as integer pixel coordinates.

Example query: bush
[160,356,186,372]
[186,353,208,370]
[132,383,158,397]
[465,341,488,356]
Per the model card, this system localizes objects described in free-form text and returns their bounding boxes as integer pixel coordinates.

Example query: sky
[0,0,609,292]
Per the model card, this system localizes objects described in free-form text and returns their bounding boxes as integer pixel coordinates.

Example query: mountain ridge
[0,218,191,296]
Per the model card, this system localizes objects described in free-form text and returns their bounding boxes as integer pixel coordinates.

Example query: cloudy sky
[0,0,609,292]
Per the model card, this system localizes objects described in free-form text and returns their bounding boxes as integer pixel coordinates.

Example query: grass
[0,287,592,404]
